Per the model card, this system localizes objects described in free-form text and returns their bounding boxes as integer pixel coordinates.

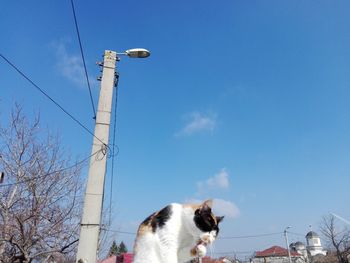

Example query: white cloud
[51,40,96,88]
[197,168,229,194]
[186,168,240,220]
[213,198,240,219]
[176,112,216,137]
[184,198,240,219]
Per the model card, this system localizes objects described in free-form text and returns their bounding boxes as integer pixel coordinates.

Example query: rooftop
[306,231,320,238]
[255,246,301,257]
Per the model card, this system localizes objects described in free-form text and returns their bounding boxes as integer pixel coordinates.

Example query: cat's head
[193,200,224,243]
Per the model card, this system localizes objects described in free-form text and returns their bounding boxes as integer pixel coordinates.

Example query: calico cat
[133,200,224,263]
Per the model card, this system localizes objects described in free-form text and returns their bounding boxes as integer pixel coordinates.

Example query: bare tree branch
[320,214,350,263]
[0,105,85,262]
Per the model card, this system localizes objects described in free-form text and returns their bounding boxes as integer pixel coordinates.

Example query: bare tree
[0,106,85,262]
[320,214,350,263]
[313,253,339,263]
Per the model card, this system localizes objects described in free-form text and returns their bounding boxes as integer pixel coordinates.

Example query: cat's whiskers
[208,245,212,258]
[208,242,215,258]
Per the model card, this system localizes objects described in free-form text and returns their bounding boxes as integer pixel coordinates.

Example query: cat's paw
[196,244,207,257]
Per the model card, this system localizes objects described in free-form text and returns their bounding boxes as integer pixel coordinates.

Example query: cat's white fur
[133,203,217,263]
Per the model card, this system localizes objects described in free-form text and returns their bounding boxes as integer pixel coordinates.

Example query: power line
[101,228,283,240]
[218,232,283,239]
[0,53,106,147]
[213,251,254,255]
[288,232,305,237]
[0,148,103,188]
[100,228,136,235]
[108,72,120,226]
[70,0,96,120]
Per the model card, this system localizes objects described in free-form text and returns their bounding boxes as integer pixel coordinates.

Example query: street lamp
[117,48,151,58]
[284,226,292,263]
[76,49,150,263]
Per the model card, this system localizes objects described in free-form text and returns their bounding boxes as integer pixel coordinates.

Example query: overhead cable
[100,228,136,235]
[108,72,120,226]
[101,228,284,239]
[288,231,306,237]
[0,148,102,188]
[219,232,283,239]
[213,251,254,255]
[0,53,106,147]
[70,0,96,120]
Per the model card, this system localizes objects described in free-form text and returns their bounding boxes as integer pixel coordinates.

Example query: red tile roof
[255,246,300,257]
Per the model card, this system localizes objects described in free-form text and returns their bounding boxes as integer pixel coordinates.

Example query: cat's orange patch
[137,222,152,236]
[190,239,206,257]
[135,210,158,237]
[134,221,153,253]
[190,247,197,257]
[183,203,201,210]
[184,199,213,210]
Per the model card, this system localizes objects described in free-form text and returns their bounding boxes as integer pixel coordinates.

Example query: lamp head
[125,48,150,58]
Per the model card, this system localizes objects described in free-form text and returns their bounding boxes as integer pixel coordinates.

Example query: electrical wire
[213,251,254,255]
[0,148,102,188]
[108,72,120,226]
[70,0,96,120]
[288,231,305,237]
[101,228,284,240]
[100,228,136,235]
[218,232,283,239]
[0,53,106,147]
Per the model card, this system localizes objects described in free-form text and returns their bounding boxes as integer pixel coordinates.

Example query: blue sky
[1,0,350,259]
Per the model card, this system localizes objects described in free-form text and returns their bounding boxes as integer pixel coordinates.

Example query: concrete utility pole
[76,48,150,263]
[76,50,117,263]
[284,227,292,263]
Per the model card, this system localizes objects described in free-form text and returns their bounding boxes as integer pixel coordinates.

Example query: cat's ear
[201,199,213,212]
[202,199,213,208]
[216,216,224,224]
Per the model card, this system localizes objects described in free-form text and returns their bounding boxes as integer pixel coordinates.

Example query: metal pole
[284,229,292,263]
[76,50,117,263]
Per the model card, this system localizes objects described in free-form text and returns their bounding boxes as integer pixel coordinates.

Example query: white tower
[305,231,327,257]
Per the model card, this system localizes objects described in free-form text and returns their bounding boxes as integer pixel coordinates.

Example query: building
[290,231,327,261]
[305,231,327,257]
[196,257,234,263]
[252,245,305,263]
[290,241,308,259]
